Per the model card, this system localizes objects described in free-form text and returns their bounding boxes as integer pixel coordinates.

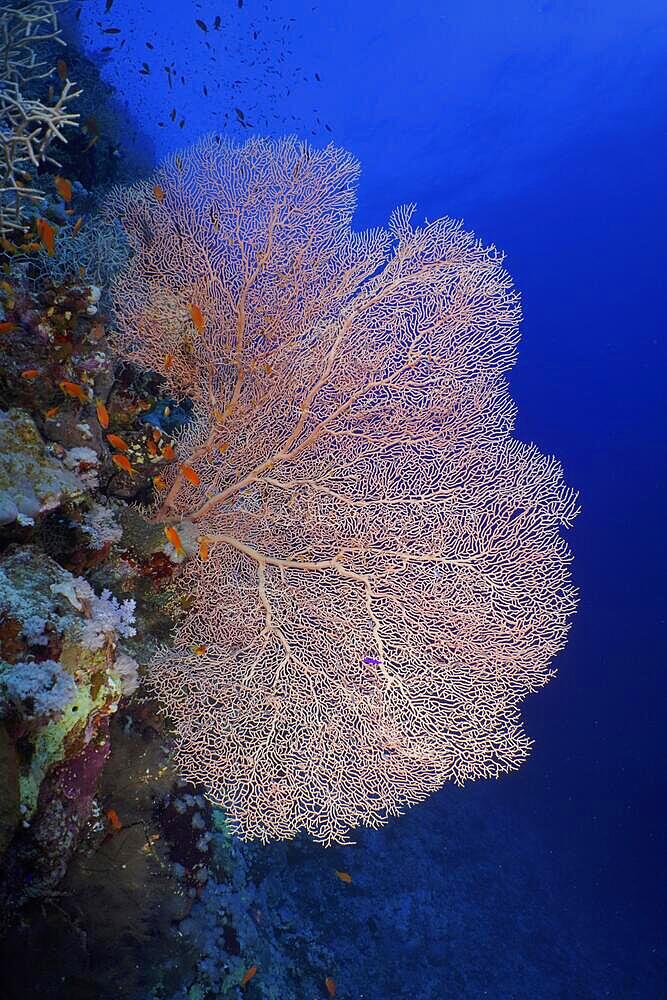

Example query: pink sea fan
[104,135,578,845]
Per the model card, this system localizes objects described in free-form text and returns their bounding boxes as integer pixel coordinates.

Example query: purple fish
[363,656,382,666]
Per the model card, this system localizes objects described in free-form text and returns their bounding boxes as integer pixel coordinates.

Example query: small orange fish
[152,428,162,441]
[188,302,205,333]
[45,406,59,419]
[0,320,15,333]
[261,362,273,375]
[106,808,122,831]
[59,380,88,403]
[193,644,207,656]
[153,184,165,202]
[72,216,84,236]
[198,537,210,561]
[56,58,68,81]
[21,369,40,379]
[325,977,336,998]
[152,475,167,490]
[240,966,257,989]
[96,399,110,429]
[36,218,56,256]
[106,433,129,452]
[218,441,230,454]
[164,525,186,556]
[54,175,73,202]
[90,322,105,341]
[146,437,158,456]
[161,442,176,461]
[180,464,200,486]
[164,353,174,371]
[335,870,352,884]
[112,453,134,476]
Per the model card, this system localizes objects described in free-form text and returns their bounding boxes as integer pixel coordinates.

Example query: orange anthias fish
[180,464,200,486]
[193,644,207,656]
[164,353,174,371]
[198,537,210,561]
[106,808,122,832]
[54,175,73,202]
[188,302,205,333]
[0,321,16,334]
[217,441,230,455]
[96,399,110,429]
[59,380,88,403]
[153,184,165,202]
[161,442,176,461]
[152,475,167,491]
[72,216,84,236]
[164,525,185,556]
[240,966,257,989]
[45,406,59,419]
[37,218,56,256]
[106,433,129,452]
[21,369,40,379]
[146,437,158,457]
[335,870,352,884]
[112,453,134,476]
[325,977,336,998]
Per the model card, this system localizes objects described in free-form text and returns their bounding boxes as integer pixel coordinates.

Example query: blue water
[66,1,666,995]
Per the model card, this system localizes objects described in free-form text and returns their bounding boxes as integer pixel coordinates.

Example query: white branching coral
[50,574,136,651]
[79,502,122,549]
[78,588,136,652]
[0,1,81,236]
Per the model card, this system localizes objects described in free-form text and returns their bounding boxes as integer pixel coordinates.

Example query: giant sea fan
[104,134,578,844]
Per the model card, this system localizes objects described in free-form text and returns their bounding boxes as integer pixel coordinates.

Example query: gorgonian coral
[104,135,578,844]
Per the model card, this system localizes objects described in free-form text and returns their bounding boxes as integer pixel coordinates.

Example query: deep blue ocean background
[64,2,666,996]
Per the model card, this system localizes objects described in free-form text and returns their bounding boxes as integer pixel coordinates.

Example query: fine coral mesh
[106,135,578,844]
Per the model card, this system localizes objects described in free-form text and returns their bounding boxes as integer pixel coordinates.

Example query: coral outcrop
[0,407,87,526]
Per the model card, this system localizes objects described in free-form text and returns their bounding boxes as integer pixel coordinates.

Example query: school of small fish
[73,0,332,142]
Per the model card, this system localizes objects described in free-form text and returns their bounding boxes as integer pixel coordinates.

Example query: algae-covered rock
[0,545,136,819]
[0,408,87,525]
